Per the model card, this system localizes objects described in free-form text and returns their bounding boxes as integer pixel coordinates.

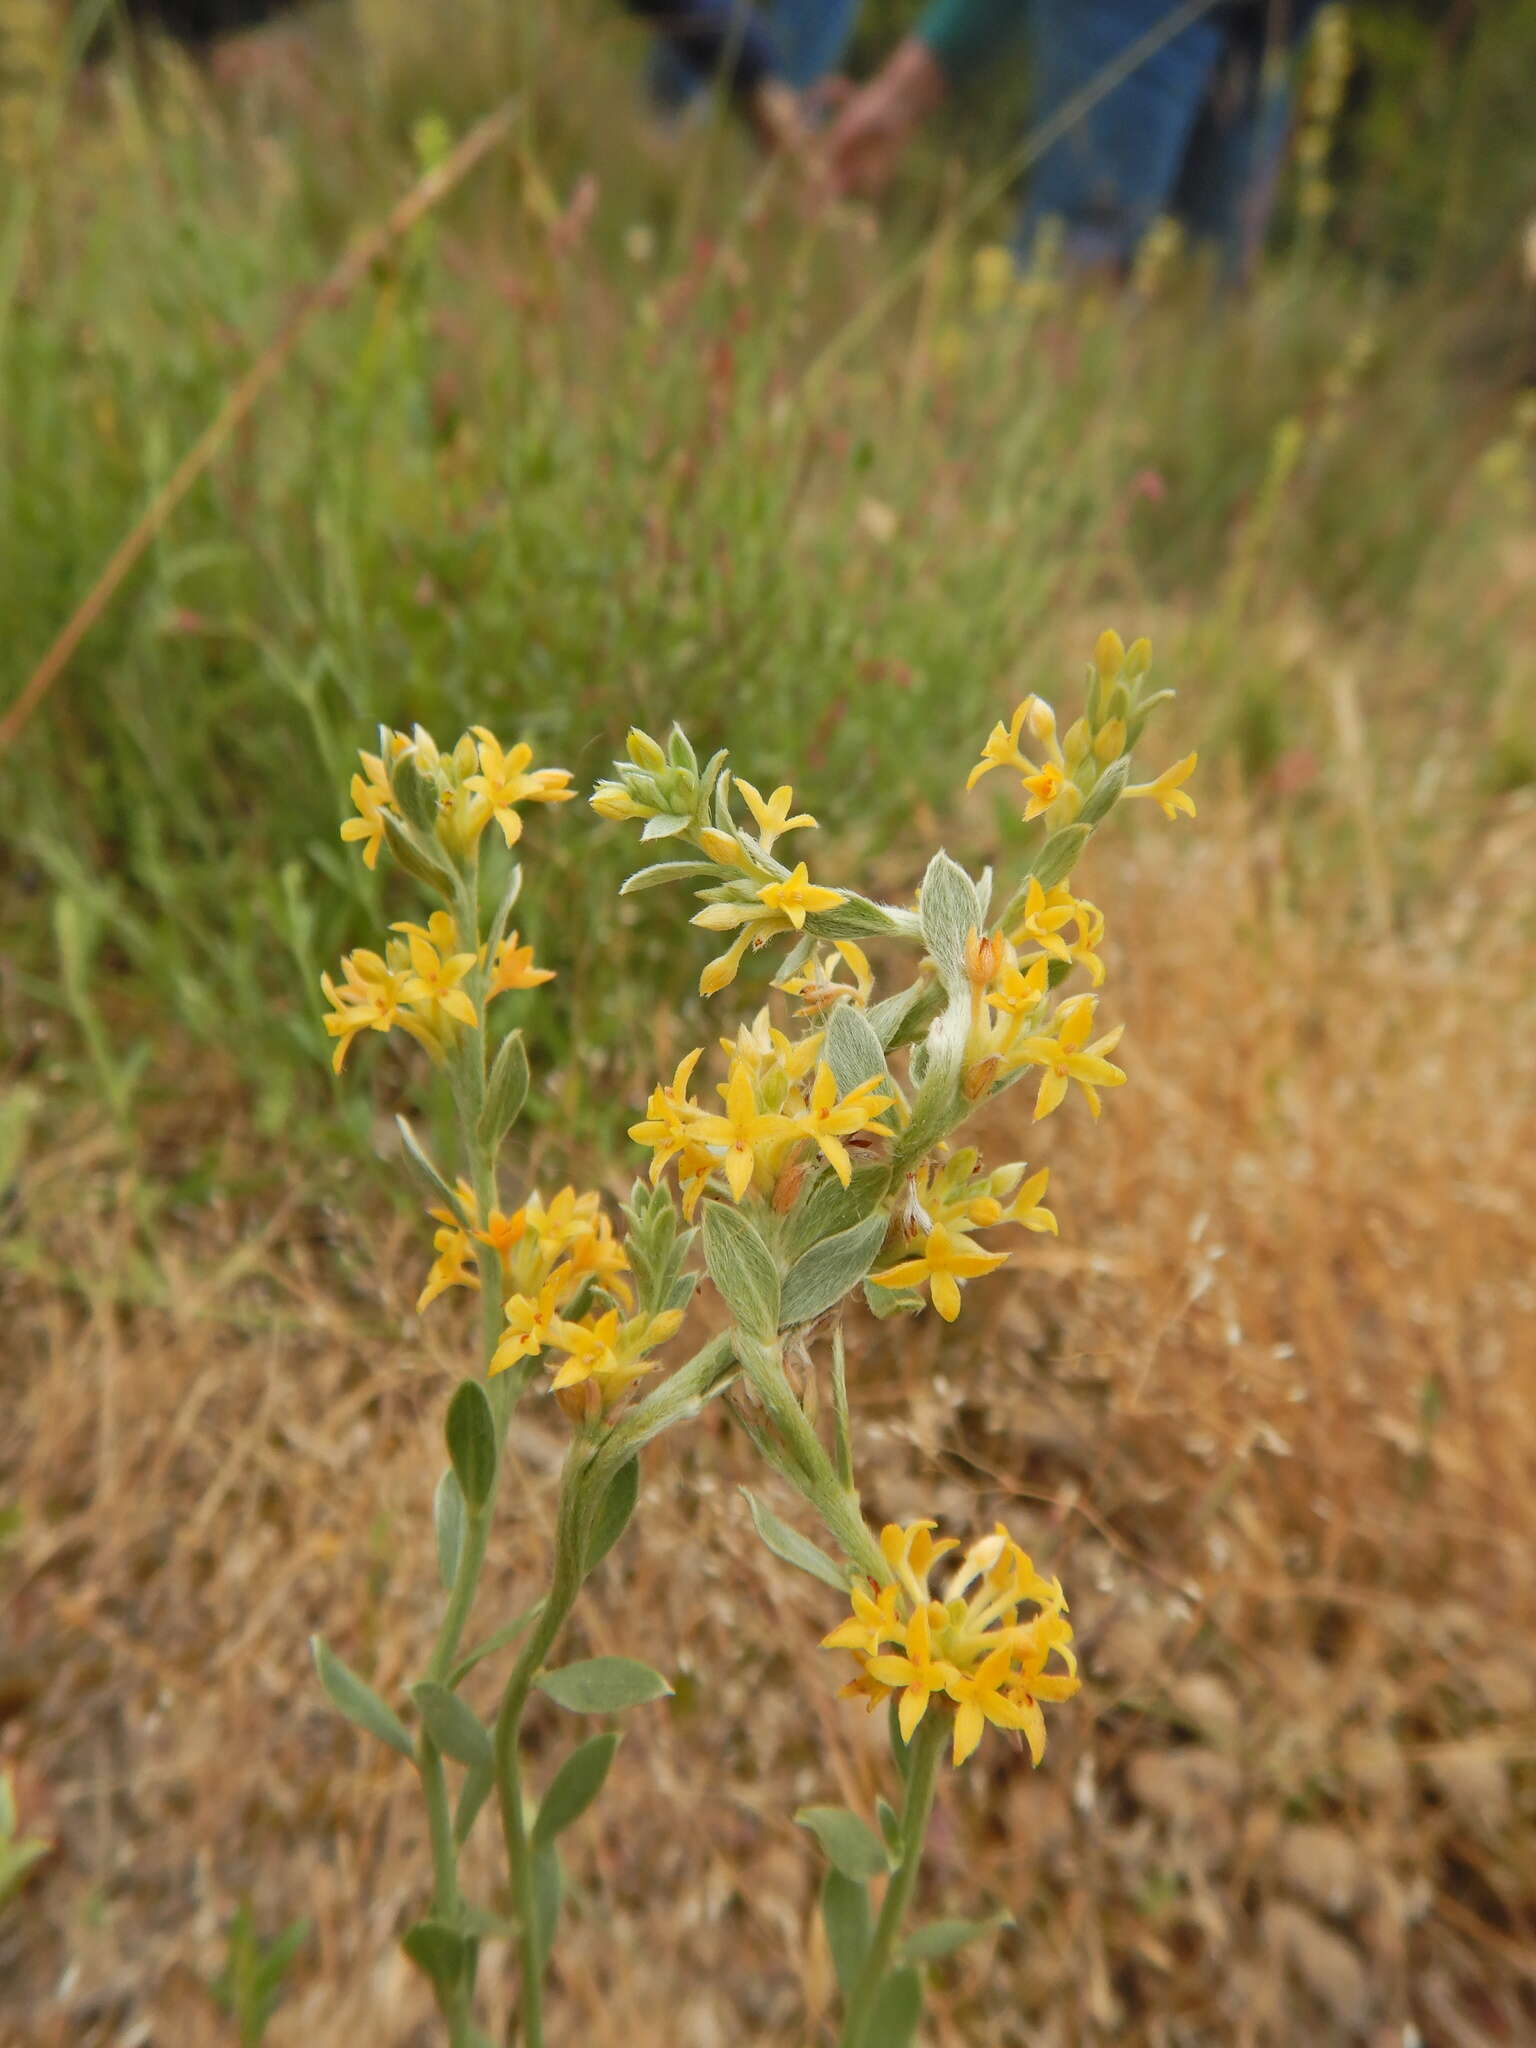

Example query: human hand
[824,38,947,197]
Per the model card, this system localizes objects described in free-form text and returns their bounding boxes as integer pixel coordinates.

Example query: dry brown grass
[5,792,1536,2047]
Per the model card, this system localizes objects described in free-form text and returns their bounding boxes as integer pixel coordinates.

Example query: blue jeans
[1018,0,1323,275]
[648,0,860,107]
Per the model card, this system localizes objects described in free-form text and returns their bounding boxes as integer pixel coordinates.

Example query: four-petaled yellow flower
[688,1059,797,1202]
[793,1064,892,1186]
[871,1221,1009,1322]
[465,729,575,848]
[339,751,395,869]
[1011,880,1106,987]
[544,1307,684,1409]
[398,932,478,1030]
[966,698,1068,819]
[491,1274,574,1375]
[1012,996,1126,1120]
[321,950,432,1072]
[1125,751,1197,821]
[823,1519,1080,1766]
[488,931,556,998]
[734,778,818,850]
[755,863,846,932]
[775,941,874,1015]
[628,1049,705,1181]
[418,1225,478,1311]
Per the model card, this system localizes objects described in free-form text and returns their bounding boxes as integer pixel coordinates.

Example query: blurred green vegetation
[1,0,1532,1168]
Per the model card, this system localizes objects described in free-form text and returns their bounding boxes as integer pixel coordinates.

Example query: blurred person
[826,0,1329,280]
[647,0,861,115]
[618,0,812,148]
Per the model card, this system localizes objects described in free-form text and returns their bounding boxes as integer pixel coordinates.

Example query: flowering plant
[311,631,1192,2044]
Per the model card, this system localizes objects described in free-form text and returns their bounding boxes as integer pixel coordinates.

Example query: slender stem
[492,1449,590,2048]
[430,1506,492,1683]
[838,1716,947,2048]
[417,1736,474,2047]
[829,1321,853,1492]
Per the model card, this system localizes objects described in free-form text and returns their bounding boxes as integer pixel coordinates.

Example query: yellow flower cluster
[824,1521,1080,1766]
[341,724,573,869]
[967,632,1196,831]
[630,1012,892,1216]
[321,911,553,1074]
[871,1149,1056,1321]
[419,1181,673,1418]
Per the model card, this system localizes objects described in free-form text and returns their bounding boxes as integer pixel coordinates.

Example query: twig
[0,95,522,754]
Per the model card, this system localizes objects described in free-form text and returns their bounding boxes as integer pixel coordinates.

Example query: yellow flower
[1012,996,1126,1120]
[339,751,395,869]
[629,1048,706,1182]
[1001,1166,1057,1236]
[733,778,817,850]
[465,729,575,848]
[792,1063,892,1186]
[775,941,874,1015]
[1125,751,1197,821]
[490,1272,573,1375]
[1010,881,1107,988]
[321,950,439,1072]
[418,1224,479,1312]
[755,862,846,931]
[870,1221,1008,1322]
[487,931,556,998]
[823,1519,1079,1767]
[966,700,1071,820]
[688,1058,797,1203]
[544,1307,684,1410]
[398,932,478,1030]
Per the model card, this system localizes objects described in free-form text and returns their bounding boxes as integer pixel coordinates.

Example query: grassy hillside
[3,3,1535,2043]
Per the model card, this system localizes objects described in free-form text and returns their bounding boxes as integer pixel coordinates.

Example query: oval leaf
[533,1732,621,1848]
[780,1212,890,1328]
[1028,822,1092,890]
[903,1913,1012,1963]
[821,1868,871,1998]
[796,1805,891,1882]
[401,1919,470,1995]
[700,1200,780,1340]
[868,1964,923,2047]
[585,1458,640,1572]
[410,1681,492,1770]
[477,1028,530,1151]
[824,1003,889,1094]
[535,1656,673,1713]
[445,1379,497,1511]
[311,1636,413,1757]
[918,851,982,994]
[434,1468,466,1592]
[741,1488,850,1592]
[453,1759,494,1844]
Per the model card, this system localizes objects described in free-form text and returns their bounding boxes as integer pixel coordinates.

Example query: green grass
[2,0,1533,1164]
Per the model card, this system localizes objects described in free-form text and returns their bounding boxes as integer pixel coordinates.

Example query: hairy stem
[838,1714,946,2048]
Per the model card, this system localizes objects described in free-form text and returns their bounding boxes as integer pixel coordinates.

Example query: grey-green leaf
[824,1003,888,1094]
[532,1843,563,1966]
[311,1636,413,1758]
[741,1489,850,1592]
[902,1913,1012,1962]
[401,1918,470,1994]
[533,1733,621,1848]
[534,1657,674,1713]
[434,1468,466,1591]
[782,1160,888,1263]
[409,1682,492,1770]
[453,1759,494,1844]
[1028,821,1092,890]
[445,1379,497,1511]
[821,1869,871,1998]
[796,1806,891,1882]
[700,1199,780,1341]
[585,1457,640,1572]
[477,1028,530,1151]
[867,1965,923,2046]
[619,860,719,893]
[918,850,982,993]
[779,1212,890,1327]
[1077,754,1128,826]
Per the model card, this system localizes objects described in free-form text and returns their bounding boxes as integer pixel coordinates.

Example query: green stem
[492,1453,589,2048]
[737,1334,884,1582]
[838,1715,946,2048]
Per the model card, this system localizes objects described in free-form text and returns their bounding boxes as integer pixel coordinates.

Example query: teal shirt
[916,0,1030,85]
